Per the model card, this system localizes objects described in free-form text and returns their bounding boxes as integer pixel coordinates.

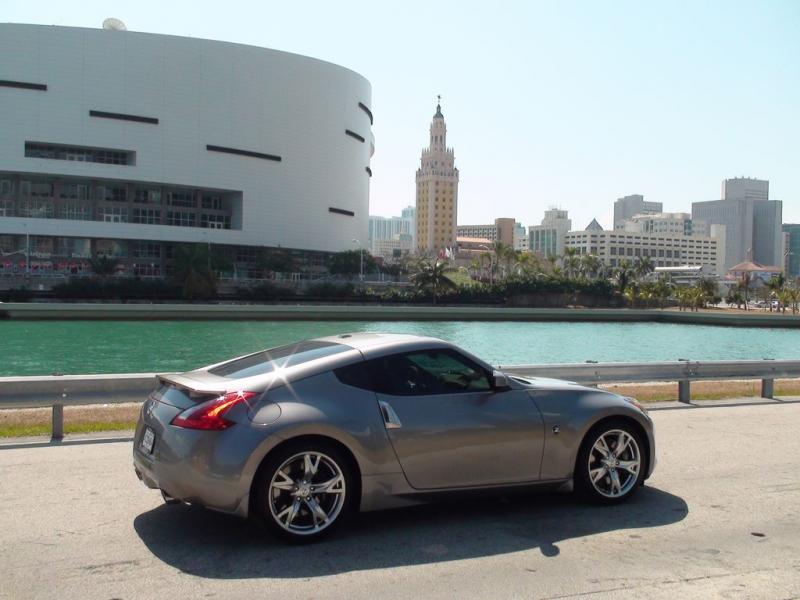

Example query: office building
[564,225,727,275]
[528,208,571,258]
[624,212,709,236]
[692,177,782,270]
[784,224,800,278]
[0,23,373,279]
[613,195,662,230]
[416,100,459,254]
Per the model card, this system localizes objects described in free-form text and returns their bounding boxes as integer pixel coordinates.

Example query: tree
[613,259,633,294]
[257,249,298,277]
[88,255,118,278]
[560,247,581,280]
[408,258,457,304]
[171,243,230,300]
[633,256,655,280]
[327,249,377,277]
[580,254,602,280]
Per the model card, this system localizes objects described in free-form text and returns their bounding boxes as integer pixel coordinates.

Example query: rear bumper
[132,399,256,518]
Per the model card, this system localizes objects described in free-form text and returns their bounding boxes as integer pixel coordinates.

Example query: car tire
[575,420,647,504]
[254,441,356,543]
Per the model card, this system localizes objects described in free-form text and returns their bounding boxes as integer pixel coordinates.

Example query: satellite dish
[102,18,127,31]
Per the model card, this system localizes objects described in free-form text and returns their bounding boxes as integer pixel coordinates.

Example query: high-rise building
[613,195,662,230]
[623,212,706,236]
[456,218,515,246]
[416,100,459,254]
[783,224,800,278]
[368,207,415,252]
[692,177,782,270]
[528,208,571,257]
[513,222,528,252]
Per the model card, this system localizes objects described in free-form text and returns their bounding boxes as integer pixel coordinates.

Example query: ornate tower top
[434,94,444,119]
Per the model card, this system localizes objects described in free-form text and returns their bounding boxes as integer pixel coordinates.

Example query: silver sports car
[133,333,655,542]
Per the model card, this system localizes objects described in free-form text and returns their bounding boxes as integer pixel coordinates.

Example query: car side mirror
[492,370,511,392]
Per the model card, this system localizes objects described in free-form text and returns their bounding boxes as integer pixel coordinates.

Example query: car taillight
[171,391,258,430]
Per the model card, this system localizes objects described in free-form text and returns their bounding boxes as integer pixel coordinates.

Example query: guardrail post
[761,378,774,399]
[51,403,64,440]
[678,380,691,403]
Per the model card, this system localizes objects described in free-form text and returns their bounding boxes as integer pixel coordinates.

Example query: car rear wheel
[254,442,355,543]
[576,420,646,504]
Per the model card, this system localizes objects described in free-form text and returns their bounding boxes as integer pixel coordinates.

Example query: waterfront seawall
[0,303,798,327]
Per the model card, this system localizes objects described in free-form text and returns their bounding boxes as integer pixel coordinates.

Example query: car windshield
[208,340,349,379]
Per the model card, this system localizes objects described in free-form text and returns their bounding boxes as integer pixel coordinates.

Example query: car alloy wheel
[267,451,347,538]
[587,428,641,499]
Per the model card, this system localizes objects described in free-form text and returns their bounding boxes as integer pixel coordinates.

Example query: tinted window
[364,349,491,396]
[209,341,348,379]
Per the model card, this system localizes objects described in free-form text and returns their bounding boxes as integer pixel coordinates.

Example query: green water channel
[0,320,793,376]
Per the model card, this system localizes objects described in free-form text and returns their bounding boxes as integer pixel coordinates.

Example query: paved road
[1,402,799,600]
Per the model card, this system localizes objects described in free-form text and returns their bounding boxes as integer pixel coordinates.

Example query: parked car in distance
[133,333,656,542]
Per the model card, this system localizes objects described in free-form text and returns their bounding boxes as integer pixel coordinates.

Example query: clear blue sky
[5,0,799,229]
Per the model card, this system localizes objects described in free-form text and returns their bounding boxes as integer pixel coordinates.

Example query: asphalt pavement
[1,401,799,600]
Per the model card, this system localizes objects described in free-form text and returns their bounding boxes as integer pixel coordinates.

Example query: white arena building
[0,23,374,278]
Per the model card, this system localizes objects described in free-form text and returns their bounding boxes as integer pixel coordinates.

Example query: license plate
[140,427,155,454]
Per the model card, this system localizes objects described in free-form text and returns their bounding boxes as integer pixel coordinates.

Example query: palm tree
[765,274,785,312]
[560,247,581,280]
[88,255,118,279]
[172,243,230,300]
[408,258,457,304]
[613,259,633,294]
[633,256,655,281]
[580,254,602,280]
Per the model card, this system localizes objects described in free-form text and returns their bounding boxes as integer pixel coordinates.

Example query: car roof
[315,332,448,354]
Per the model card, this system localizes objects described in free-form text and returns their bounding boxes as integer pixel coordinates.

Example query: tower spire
[434,94,443,119]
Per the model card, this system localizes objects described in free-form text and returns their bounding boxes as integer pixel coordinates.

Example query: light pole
[352,238,364,281]
[478,244,493,284]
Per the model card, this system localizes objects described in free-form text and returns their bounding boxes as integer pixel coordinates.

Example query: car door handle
[378,400,402,429]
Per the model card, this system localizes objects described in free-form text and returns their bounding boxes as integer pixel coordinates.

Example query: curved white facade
[0,24,373,264]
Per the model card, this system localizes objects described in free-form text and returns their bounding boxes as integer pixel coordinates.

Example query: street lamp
[352,238,364,281]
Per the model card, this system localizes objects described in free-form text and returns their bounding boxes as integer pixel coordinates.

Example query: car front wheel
[255,442,355,542]
[576,421,646,504]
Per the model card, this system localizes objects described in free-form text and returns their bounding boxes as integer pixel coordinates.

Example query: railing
[501,359,800,403]
[1,359,799,441]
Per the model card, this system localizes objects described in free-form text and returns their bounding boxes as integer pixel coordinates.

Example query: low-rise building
[456,217,515,247]
[370,233,413,262]
[563,225,727,275]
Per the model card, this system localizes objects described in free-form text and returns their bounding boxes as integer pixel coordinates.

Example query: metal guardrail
[2,359,800,440]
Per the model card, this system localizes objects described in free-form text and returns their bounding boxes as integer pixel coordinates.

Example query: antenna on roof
[102,18,127,31]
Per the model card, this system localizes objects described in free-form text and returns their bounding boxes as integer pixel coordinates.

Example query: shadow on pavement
[134,486,687,578]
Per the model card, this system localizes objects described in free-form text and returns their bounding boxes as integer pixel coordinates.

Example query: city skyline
[4,0,799,230]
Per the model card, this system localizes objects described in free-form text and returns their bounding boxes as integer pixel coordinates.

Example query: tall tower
[416,98,459,254]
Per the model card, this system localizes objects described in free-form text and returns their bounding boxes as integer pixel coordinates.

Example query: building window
[18,199,54,218]
[25,142,134,165]
[29,181,54,197]
[200,214,230,229]
[131,208,161,225]
[131,242,161,259]
[99,206,128,223]
[132,263,162,277]
[166,211,195,227]
[0,180,12,196]
[134,188,161,205]
[98,186,127,203]
[59,183,89,200]
[95,239,127,258]
[167,190,195,207]
[0,199,14,217]
[201,195,224,210]
[60,203,93,221]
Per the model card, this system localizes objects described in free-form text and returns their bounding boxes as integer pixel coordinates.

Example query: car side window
[335,350,492,396]
[404,350,492,393]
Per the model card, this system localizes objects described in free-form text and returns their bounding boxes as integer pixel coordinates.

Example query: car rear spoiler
[157,373,228,397]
